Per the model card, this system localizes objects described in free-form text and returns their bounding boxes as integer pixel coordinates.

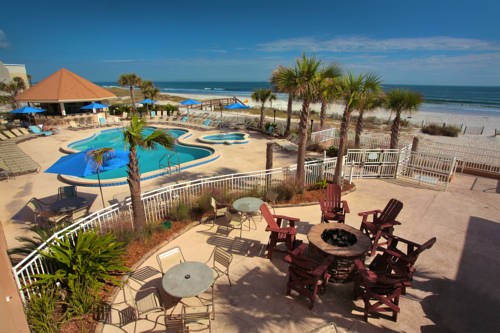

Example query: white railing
[418,141,500,175]
[398,151,456,190]
[345,148,402,180]
[13,157,338,302]
[310,128,411,149]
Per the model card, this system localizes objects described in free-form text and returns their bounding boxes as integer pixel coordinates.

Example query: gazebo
[15,68,116,116]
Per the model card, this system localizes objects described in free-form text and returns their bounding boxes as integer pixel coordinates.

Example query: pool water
[69,128,213,180]
[203,133,246,141]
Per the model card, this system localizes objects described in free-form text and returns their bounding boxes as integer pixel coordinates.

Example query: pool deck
[101,175,500,332]
[0,125,303,249]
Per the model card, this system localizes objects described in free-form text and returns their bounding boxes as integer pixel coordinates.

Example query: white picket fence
[13,157,340,302]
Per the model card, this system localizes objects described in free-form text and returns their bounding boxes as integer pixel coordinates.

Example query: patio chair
[283,244,335,309]
[67,205,89,223]
[224,212,246,238]
[260,203,298,259]
[209,197,228,226]
[164,304,213,333]
[95,301,138,333]
[207,246,233,286]
[369,235,436,293]
[353,259,410,322]
[122,276,164,332]
[29,125,52,136]
[319,184,350,223]
[58,185,77,199]
[359,199,403,256]
[26,197,68,225]
[156,246,186,274]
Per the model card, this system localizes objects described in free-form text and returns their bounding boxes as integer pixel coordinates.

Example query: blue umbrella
[180,99,201,105]
[138,99,157,104]
[46,149,129,207]
[224,102,249,109]
[9,106,46,114]
[81,102,109,110]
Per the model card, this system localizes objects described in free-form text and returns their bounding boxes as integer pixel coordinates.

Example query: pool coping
[58,126,222,187]
[198,132,249,145]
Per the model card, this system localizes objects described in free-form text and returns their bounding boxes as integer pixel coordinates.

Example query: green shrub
[26,284,65,333]
[273,181,297,202]
[192,191,213,215]
[310,177,328,190]
[422,124,461,137]
[265,122,277,132]
[326,145,339,157]
[67,279,99,317]
[400,119,410,127]
[169,202,190,221]
[307,142,322,152]
[34,230,128,289]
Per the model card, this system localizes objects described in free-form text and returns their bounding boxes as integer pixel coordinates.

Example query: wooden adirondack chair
[319,184,350,223]
[260,203,298,259]
[354,259,410,322]
[283,244,335,309]
[359,199,403,255]
[369,235,437,293]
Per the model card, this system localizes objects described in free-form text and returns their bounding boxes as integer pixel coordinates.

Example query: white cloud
[258,36,500,52]
[0,30,9,48]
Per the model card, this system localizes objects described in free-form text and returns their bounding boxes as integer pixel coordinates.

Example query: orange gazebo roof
[16,68,116,103]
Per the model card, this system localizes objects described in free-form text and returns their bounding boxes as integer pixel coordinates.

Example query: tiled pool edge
[59,126,221,187]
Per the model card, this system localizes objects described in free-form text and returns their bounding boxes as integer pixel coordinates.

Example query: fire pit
[308,223,370,282]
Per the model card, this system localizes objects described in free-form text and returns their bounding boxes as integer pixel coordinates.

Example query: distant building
[0,61,29,87]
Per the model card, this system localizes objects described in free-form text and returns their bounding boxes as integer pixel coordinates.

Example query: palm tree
[386,89,422,149]
[354,92,384,148]
[124,114,174,232]
[271,66,296,136]
[292,53,322,192]
[332,73,365,185]
[318,64,343,129]
[0,76,26,109]
[353,73,383,147]
[118,73,142,114]
[8,222,70,259]
[87,148,114,208]
[27,74,33,87]
[251,88,275,129]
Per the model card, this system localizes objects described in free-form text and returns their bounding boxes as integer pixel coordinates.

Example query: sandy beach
[166,92,500,138]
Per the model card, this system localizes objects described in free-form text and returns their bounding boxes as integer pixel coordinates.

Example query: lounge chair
[10,128,24,137]
[0,159,14,180]
[2,131,17,139]
[203,119,212,127]
[180,116,188,123]
[17,128,32,136]
[0,132,9,141]
[29,125,52,136]
[98,117,108,127]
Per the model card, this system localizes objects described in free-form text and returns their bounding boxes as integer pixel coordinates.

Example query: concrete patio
[101,174,500,333]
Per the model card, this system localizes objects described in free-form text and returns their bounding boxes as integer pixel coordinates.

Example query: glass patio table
[232,197,264,229]
[49,197,89,214]
[162,261,214,298]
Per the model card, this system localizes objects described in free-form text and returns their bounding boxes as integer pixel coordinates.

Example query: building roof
[15,68,116,103]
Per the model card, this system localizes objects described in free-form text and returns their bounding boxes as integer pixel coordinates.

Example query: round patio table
[49,197,89,214]
[162,261,214,298]
[232,197,264,213]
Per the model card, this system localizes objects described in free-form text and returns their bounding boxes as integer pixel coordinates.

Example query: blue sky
[1,0,499,85]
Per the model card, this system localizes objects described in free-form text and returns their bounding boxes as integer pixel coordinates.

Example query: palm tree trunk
[320,101,327,129]
[127,146,146,232]
[259,103,265,129]
[355,109,365,148]
[130,86,137,113]
[285,94,293,136]
[97,170,106,208]
[296,100,310,192]
[333,105,352,186]
[390,111,401,149]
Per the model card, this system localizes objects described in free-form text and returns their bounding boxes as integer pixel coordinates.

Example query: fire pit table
[307,223,371,283]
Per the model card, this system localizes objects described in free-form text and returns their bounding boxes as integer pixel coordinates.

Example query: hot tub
[198,132,249,145]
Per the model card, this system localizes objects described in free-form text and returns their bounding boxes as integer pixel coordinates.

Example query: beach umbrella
[225,102,250,122]
[81,102,109,114]
[138,99,157,113]
[180,99,202,115]
[8,106,46,114]
[45,149,129,207]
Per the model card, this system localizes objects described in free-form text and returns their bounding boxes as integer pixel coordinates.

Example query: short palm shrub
[169,202,190,221]
[67,278,99,317]
[326,145,339,157]
[34,230,128,290]
[422,123,461,137]
[25,283,66,333]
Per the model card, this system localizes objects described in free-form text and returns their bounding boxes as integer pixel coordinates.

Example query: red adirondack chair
[369,235,437,293]
[260,203,298,259]
[283,244,335,309]
[354,259,410,322]
[359,199,403,255]
[319,184,350,223]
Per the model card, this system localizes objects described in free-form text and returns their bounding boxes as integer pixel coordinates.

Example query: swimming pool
[63,127,220,186]
[199,132,249,145]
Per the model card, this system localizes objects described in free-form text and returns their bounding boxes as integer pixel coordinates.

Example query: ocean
[98,81,500,117]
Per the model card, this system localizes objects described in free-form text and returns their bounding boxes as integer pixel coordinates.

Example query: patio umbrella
[180,99,201,115]
[81,102,109,114]
[9,106,46,125]
[138,99,157,113]
[224,102,249,122]
[45,149,129,207]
